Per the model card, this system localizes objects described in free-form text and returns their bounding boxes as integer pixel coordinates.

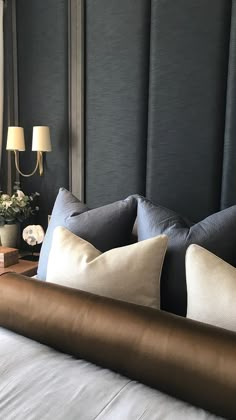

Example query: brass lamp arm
[14,150,43,177]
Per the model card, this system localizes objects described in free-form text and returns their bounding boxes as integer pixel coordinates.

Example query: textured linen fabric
[38,189,137,280]
[136,195,236,316]
[47,227,168,309]
[85,0,150,207]
[0,327,219,420]
[146,0,231,222]
[16,0,69,224]
[14,1,236,237]
[186,245,236,332]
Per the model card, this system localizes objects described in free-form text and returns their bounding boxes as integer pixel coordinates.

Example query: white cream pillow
[186,244,236,332]
[46,226,168,309]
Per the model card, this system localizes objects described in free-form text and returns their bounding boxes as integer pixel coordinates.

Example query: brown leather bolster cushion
[0,273,236,418]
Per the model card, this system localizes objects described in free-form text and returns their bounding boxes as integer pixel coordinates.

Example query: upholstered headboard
[76,0,236,222]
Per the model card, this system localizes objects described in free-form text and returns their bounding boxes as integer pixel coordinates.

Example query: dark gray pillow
[38,188,137,280]
[136,196,236,317]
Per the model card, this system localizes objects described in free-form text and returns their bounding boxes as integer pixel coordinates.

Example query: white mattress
[0,327,222,419]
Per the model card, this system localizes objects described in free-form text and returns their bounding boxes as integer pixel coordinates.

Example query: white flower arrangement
[0,183,39,225]
[22,225,45,246]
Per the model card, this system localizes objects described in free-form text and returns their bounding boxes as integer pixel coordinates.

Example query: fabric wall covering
[1,0,19,194]
[85,0,150,208]
[85,0,236,222]
[15,0,69,227]
[0,1,4,182]
[8,0,236,224]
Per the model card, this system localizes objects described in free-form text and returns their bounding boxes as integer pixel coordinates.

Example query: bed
[0,265,235,420]
[2,1,236,418]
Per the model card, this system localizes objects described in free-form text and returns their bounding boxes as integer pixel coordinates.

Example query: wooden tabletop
[0,259,38,277]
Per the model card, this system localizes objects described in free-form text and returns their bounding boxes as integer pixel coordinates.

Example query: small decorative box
[0,247,19,268]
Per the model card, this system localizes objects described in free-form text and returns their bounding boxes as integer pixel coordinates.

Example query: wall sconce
[6,126,52,177]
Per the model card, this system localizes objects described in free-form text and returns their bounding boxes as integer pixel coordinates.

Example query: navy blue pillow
[136,196,236,317]
[38,188,137,280]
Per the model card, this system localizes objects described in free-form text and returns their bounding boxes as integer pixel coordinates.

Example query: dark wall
[85,0,236,222]
[1,1,17,193]
[146,0,231,221]
[14,1,236,225]
[85,0,150,208]
[16,0,69,227]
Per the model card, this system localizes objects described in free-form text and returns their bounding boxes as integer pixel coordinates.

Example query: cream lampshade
[6,127,26,151]
[6,125,52,177]
[32,126,52,152]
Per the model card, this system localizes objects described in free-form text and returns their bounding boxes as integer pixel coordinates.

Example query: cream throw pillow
[186,244,236,331]
[46,226,168,309]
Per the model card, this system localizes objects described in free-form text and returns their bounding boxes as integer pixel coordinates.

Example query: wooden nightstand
[0,259,38,277]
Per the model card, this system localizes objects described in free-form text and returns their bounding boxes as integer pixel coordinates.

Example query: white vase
[0,224,19,248]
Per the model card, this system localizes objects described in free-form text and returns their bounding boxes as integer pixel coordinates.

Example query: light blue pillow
[37,188,88,280]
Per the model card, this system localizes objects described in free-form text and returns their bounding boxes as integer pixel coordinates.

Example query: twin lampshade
[6,126,52,177]
[6,126,52,152]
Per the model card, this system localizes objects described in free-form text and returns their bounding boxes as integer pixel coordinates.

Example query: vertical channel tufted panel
[221,1,236,209]
[85,0,150,208]
[146,0,231,222]
[16,0,69,227]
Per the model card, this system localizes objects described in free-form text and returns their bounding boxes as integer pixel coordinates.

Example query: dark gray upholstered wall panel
[1,8,11,192]
[1,0,18,194]
[221,1,236,209]
[146,0,231,222]
[13,1,236,225]
[16,0,69,227]
[85,0,150,208]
